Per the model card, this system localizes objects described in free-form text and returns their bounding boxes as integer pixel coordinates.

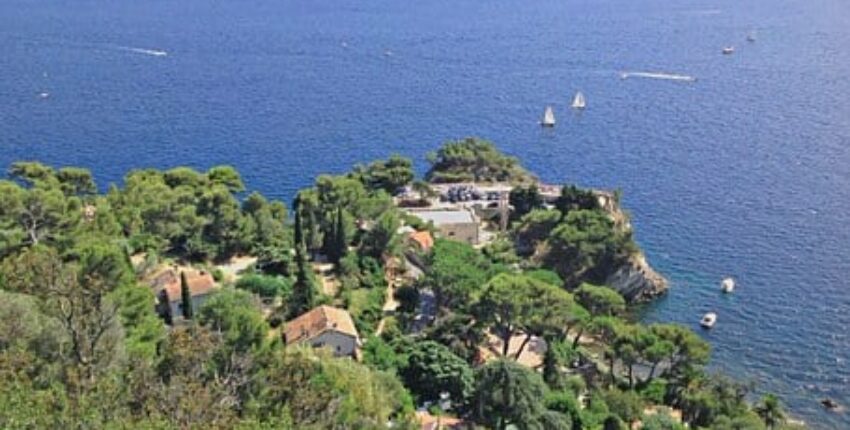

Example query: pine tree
[180,271,194,319]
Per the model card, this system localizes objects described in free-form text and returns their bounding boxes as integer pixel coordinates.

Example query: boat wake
[121,46,168,57]
[620,71,696,82]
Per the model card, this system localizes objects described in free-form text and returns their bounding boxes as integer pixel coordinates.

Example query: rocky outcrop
[605,254,669,303]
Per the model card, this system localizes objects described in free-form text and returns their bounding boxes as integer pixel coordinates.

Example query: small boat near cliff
[540,106,556,127]
[721,277,735,293]
[700,312,717,329]
[571,91,586,110]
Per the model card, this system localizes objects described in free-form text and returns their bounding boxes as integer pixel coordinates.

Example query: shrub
[235,274,292,299]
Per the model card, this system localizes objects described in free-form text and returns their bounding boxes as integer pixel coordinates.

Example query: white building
[284,305,361,358]
[407,209,479,245]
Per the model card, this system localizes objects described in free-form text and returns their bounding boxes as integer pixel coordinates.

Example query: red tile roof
[284,305,359,345]
[153,269,216,302]
[409,230,434,251]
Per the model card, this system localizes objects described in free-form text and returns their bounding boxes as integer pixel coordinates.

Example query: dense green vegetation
[0,143,803,429]
[426,137,532,183]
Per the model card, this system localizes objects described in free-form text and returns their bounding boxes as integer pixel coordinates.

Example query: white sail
[541,106,555,127]
[571,91,586,109]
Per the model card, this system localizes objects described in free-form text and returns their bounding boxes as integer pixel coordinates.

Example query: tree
[476,273,577,359]
[545,210,636,286]
[1,243,127,392]
[754,394,785,429]
[509,184,543,219]
[421,239,502,311]
[555,185,599,214]
[641,411,688,430]
[352,155,414,194]
[512,208,561,255]
[602,389,645,425]
[206,165,245,192]
[359,210,401,260]
[426,137,531,183]
[0,180,70,249]
[575,283,625,317]
[197,289,268,354]
[399,341,474,409]
[180,271,194,319]
[471,359,549,430]
[255,348,415,428]
[288,241,317,318]
[324,207,349,265]
[56,167,97,196]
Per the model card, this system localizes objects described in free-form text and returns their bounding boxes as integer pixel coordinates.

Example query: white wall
[308,330,358,357]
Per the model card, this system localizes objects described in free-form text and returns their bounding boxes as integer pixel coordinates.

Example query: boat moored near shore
[701,312,717,329]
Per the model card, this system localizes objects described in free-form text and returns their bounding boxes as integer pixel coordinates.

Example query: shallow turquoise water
[2,0,849,427]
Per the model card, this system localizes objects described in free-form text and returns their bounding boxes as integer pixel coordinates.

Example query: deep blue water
[2,0,849,427]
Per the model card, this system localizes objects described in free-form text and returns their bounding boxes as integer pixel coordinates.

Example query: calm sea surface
[2,0,849,427]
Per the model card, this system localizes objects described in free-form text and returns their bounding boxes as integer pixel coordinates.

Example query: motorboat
[721,277,735,293]
[722,47,735,55]
[700,312,717,329]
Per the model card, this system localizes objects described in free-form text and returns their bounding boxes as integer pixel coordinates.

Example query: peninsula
[0,138,801,429]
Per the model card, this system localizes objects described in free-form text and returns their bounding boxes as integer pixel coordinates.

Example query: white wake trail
[620,71,696,82]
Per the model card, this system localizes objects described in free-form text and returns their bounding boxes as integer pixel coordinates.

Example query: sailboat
[540,106,555,127]
[747,31,756,42]
[571,91,586,110]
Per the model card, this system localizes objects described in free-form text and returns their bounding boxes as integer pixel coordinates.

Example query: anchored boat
[700,312,717,329]
[721,277,735,293]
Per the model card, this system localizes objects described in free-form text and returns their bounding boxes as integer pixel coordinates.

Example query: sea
[1,0,849,427]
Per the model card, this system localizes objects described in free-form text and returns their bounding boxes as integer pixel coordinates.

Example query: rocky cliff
[596,192,669,302]
[605,253,669,302]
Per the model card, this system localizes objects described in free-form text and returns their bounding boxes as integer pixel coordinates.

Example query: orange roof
[409,230,434,251]
[416,411,464,430]
[284,305,359,345]
[153,269,217,302]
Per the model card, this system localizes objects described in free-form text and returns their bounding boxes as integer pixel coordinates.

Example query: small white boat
[722,47,735,55]
[721,277,735,293]
[747,31,756,42]
[540,106,556,127]
[571,91,586,110]
[700,312,717,328]
[38,92,50,99]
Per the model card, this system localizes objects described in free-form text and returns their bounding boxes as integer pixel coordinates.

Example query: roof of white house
[284,305,359,345]
[410,210,475,225]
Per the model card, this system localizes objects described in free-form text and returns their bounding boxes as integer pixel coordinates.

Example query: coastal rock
[605,254,669,302]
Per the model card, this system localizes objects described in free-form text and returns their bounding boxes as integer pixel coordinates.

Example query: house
[407,209,479,245]
[408,230,434,252]
[284,305,360,357]
[152,269,217,321]
[415,411,465,430]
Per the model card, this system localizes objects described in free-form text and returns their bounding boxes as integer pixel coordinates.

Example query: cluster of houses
[140,187,566,429]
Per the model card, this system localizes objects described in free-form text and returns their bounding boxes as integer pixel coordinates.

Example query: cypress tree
[180,271,194,319]
[289,239,315,318]
[331,208,347,265]
[293,195,304,246]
